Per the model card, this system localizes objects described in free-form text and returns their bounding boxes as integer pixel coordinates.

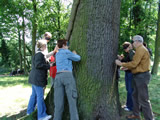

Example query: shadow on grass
[0,109,27,120]
[0,76,29,87]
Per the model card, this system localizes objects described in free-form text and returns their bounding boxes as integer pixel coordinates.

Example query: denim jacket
[56,49,81,72]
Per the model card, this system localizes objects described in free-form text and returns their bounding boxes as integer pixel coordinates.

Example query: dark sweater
[121,49,135,72]
[29,52,50,87]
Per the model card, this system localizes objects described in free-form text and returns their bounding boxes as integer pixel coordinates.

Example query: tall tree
[32,0,37,56]
[22,14,27,74]
[68,0,121,119]
[151,0,160,75]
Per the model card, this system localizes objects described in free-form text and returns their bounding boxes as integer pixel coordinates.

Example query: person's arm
[66,50,81,61]
[34,53,50,70]
[122,49,144,69]
[46,45,58,58]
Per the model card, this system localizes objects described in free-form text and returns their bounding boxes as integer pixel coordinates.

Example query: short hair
[57,39,68,48]
[37,40,47,49]
[122,42,131,49]
[44,32,52,38]
[133,35,143,43]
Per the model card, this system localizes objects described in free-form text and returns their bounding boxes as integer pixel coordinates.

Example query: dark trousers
[132,72,154,120]
[125,71,133,110]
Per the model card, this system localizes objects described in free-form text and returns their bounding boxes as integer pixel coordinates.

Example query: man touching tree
[115,35,154,120]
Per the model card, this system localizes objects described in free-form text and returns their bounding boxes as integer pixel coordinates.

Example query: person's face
[45,34,51,42]
[124,46,130,53]
[62,44,68,49]
[133,40,138,48]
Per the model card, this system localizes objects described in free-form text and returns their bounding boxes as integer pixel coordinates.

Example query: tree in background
[152,0,160,75]
[0,39,9,65]
[119,0,158,54]
[0,0,71,72]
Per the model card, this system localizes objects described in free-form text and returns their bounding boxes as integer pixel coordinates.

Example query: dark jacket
[121,49,135,72]
[29,51,50,87]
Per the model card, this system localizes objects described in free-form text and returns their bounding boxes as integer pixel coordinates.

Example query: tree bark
[69,0,121,119]
[18,26,23,70]
[32,0,37,56]
[151,0,160,75]
[22,15,27,74]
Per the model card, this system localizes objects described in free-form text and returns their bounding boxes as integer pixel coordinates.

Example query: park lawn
[119,70,160,120]
[0,72,159,120]
[0,75,51,119]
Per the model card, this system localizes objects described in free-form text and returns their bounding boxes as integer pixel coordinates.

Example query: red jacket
[49,56,57,78]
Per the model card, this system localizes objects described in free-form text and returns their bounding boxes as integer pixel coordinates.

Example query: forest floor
[0,72,160,120]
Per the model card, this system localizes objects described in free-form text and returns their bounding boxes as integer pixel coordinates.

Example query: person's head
[37,40,47,51]
[57,39,68,49]
[132,35,143,48]
[122,42,132,53]
[44,32,52,42]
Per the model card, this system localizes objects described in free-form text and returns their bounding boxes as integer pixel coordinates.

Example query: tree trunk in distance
[151,1,160,75]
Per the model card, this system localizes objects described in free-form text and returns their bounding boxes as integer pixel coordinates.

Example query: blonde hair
[37,40,47,49]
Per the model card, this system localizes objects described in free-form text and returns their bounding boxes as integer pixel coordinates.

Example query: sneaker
[39,115,52,120]
[126,114,140,119]
[124,107,131,111]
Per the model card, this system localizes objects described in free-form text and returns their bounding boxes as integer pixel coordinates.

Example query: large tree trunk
[151,1,160,75]
[22,0,121,119]
[68,0,121,119]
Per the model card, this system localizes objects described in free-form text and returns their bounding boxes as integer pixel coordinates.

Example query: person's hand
[121,67,128,71]
[115,59,122,66]
[117,55,123,60]
[72,50,77,54]
[50,62,54,67]
[53,45,59,53]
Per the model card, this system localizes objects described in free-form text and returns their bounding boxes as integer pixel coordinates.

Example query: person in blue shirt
[53,39,81,120]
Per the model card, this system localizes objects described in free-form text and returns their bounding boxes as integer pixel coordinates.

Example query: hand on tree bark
[115,59,122,66]
[72,50,77,54]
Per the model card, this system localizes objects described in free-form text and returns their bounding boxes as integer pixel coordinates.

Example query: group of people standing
[26,33,154,120]
[26,32,81,120]
[116,35,154,120]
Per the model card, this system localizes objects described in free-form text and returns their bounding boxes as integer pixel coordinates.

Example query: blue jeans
[125,71,133,110]
[27,85,48,120]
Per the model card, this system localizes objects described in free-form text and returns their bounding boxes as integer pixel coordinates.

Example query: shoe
[39,115,52,120]
[124,107,131,111]
[126,114,140,119]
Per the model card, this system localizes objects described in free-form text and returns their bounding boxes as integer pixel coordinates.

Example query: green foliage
[0,0,72,70]
[119,0,158,54]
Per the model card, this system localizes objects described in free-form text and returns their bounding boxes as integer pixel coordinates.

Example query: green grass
[0,70,160,120]
[0,75,52,120]
[119,70,160,120]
